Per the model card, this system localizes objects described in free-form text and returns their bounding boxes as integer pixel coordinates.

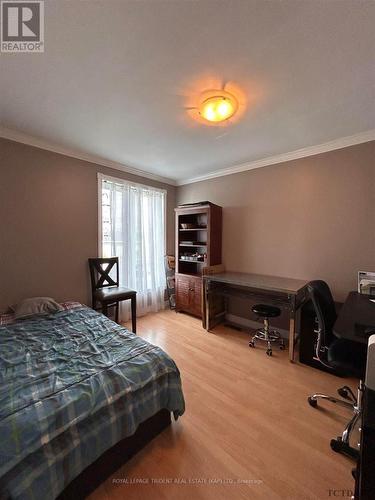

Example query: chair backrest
[307,280,337,361]
[88,257,119,291]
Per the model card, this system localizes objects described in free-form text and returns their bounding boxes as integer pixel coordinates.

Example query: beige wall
[1,137,374,314]
[177,141,375,303]
[0,138,176,311]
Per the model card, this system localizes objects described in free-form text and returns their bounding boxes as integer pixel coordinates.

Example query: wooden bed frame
[58,409,171,499]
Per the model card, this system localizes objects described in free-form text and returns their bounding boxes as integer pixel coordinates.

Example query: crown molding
[177,129,375,185]
[0,127,176,186]
[2,126,374,188]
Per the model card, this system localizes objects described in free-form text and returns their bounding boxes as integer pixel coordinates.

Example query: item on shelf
[358,271,375,296]
[180,252,204,262]
[180,241,207,246]
[180,223,195,229]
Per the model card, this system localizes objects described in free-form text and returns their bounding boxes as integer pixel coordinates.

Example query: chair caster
[337,386,356,402]
[330,438,342,453]
[308,397,318,408]
[266,349,272,356]
[330,438,359,460]
[249,340,255,348]
[337,387,350,400]
[279,343,285,350]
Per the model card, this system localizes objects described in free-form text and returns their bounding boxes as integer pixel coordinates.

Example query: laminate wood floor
[89,310,358,500]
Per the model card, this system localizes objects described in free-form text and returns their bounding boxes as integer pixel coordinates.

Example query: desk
[334,291,375,343]
[203,272,309,362]
[354,335,375,499]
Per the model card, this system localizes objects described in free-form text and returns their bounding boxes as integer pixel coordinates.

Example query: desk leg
[131,295,137,334]
[205,281,210,332]
[288,296,296,362]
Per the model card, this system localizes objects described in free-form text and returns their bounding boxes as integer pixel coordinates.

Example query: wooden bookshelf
[174,202,222,318]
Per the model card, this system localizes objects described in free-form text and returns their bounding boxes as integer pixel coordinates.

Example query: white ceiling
[1,0,375,185]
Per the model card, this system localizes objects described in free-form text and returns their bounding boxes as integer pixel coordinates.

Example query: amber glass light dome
[199,91,238,123]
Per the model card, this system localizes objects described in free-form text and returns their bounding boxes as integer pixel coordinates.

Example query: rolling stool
[249,304,285,356]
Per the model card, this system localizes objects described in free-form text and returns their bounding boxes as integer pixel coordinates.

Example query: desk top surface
[203,271,309,295]
[334,291,375,343]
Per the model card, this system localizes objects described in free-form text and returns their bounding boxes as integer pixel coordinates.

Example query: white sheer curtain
[99,174,166,321]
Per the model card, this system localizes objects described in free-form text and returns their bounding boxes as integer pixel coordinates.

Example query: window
[98,174,166,320]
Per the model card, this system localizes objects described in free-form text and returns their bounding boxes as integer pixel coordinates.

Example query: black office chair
[306,280,367,459]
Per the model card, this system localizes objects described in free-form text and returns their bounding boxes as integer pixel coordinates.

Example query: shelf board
[179,228,207,231]
[176,272,201,277]
[179,243,207,247]
[179,259,205,264]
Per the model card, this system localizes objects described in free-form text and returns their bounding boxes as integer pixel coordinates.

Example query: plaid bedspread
[0,306,185,499]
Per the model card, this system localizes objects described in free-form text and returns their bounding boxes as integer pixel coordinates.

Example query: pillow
[13,297,64,319]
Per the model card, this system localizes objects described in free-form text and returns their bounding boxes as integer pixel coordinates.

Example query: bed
[0,302,185,499]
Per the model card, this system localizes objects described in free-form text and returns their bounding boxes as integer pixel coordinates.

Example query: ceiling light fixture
[198,90,238,123]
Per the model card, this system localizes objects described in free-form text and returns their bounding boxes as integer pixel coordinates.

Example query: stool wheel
[249,340,255,348]
[266,349,272,356]
[279,342,285,350]
[308,397,318,408]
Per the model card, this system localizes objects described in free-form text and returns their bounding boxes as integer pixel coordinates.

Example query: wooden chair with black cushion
[88,257,137,332]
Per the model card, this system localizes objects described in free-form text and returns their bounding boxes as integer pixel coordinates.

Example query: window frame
[97,172,167,258]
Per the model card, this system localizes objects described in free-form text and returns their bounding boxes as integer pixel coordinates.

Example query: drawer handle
[189,288,194,291]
